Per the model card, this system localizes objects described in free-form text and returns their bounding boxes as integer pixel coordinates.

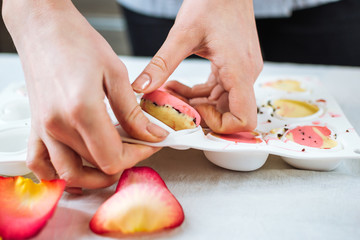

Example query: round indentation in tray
[269,98,323,121]
[14,85,28,97]
[0,98,31,121]
[0,127,30,153]
[262,79,307,93]
[207,131,264,145]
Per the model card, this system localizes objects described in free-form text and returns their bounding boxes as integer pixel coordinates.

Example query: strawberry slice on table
[0,176,65,240]
[90,167,184,235]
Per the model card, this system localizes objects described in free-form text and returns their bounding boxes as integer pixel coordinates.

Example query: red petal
[91,167,184,235]
[116,167,167,192]
[0,176,65,240]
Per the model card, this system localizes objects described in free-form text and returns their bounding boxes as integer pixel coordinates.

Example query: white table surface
[1,53,360,240]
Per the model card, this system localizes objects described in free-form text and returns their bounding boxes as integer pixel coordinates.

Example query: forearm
[2,0,77,50]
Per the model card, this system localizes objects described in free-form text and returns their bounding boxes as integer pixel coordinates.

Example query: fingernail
[147,122,169,139]
[133,74,151,92]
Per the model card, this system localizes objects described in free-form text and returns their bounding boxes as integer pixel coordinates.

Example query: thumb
[132,30,194,93]
[105,59,169,142]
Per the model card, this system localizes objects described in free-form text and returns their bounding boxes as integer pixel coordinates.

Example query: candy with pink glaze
[211,132,263,144]
[142,90,200,126]
[285,126,337,149]
[141,90,201,130]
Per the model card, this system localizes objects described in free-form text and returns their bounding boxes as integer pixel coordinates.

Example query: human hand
[132,0,263,133]
[3,0,168,191]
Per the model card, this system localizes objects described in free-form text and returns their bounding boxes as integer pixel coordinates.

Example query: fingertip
[118,103,169,143]
[132,73,151,93]
[100,161,123,176]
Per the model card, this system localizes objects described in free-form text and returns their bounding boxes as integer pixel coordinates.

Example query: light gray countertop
[0,54,359,240]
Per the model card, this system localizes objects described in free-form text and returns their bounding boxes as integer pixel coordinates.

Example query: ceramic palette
[116,76,360,171]
[1,76,360,176]
[0,82,30,176]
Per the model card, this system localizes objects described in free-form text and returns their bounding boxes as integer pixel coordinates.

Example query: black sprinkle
[302,138,305,140]
[309,136,312,139]
[259,111,264,114]
[257,107,259,114]
[284,128,289,132]
[261,104,265,108]
[152,101,158,106]
[301,132,305,135]
[277,134,283,138]
[302,148,305,152]
[193,118,197,124]
[267,119,272,123]
[270,113,274,117]
[285,124,288,127]
[267,100,272,106]
[173,107,182,114]
[346,130,350,133]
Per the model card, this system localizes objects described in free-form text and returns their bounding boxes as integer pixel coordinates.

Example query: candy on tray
[261,79,307,92]
[140,89,201,130]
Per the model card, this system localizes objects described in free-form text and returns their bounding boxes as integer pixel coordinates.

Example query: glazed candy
[272,99,319,118]
[210,132,263,144]
[140,90,201,130]
[285,126,337,149]
[262,79,306,92]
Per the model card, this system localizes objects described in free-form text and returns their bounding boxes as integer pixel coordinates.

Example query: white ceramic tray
[115,76,360,171]
[0,82,31,175]
[1,76,360,176]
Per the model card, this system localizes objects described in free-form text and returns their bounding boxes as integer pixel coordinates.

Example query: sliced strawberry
[0,176,65,240]
[116,167,166,192]
[90,167,184,235]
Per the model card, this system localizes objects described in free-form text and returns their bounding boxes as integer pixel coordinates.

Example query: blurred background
[1,0,358,66]
[0,0,132,55]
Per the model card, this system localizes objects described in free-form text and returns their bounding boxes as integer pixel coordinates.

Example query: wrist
[2,0,74,47]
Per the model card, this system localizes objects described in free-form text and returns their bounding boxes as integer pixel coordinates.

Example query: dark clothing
[121,6,174,57]
[121,0,360,66]
[0,0,16,53]
[256,0,360,66]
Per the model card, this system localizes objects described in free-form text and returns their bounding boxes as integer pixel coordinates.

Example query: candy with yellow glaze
[263,79,306,92]
[273,99,319,118]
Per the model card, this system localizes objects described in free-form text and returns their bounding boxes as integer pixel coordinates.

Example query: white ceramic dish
[1,76,360,176]
[115,76,360,171]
